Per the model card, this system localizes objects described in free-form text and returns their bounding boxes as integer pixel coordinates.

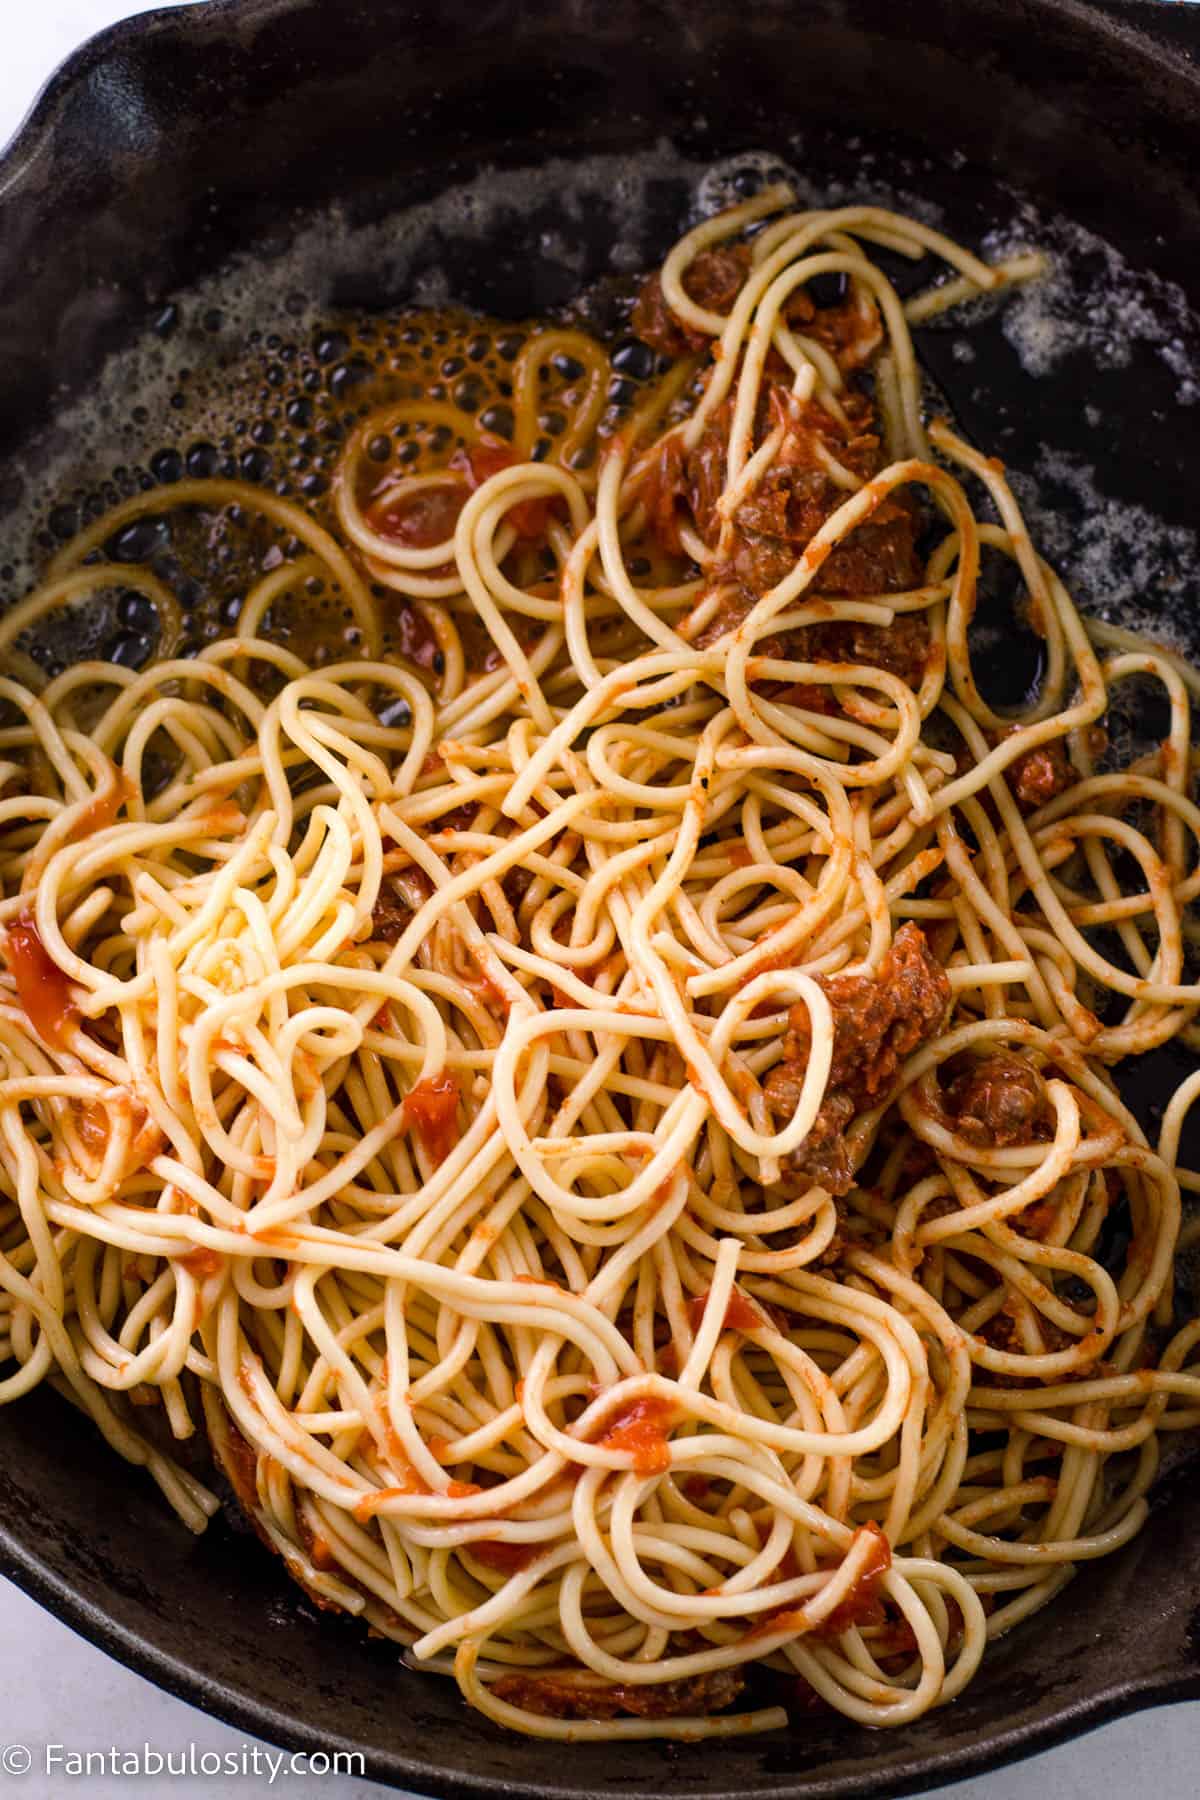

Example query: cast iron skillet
[0,2,1199,1794]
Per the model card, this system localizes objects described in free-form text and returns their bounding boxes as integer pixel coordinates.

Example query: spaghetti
[0,186,1197,1740]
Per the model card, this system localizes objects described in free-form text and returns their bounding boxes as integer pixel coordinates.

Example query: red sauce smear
[66,768,132,842]
[392,601,441,669]
[790,1676,832,1715]
[252,1226,299,1250]
[469,1537,544,1574]
[815,1525,892,1637]
[221,1416,261,1510]
[179,1245,224,1280]
[309,1534,339,1571]
[366,477,465,549]
[458,956,510,1019]
[402,1072,461,1166]
[5,913,76,1049]
[598,1396,678,1476]
[365,440,552,546]
[736,944,798,991]
[75,1101,111,1153]
[452,439,553,540]
[489,1668,745,1720]
[685,1286,763,1335]
[749,1525,892,1641]
[354,1463,430,1521]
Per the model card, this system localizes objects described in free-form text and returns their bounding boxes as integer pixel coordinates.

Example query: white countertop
[0,5,1196,1796]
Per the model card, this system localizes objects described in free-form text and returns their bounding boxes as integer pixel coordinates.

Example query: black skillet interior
[1,1,1200,1795]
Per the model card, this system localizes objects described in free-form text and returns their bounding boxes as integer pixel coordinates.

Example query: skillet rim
[4,1503,1199,1800]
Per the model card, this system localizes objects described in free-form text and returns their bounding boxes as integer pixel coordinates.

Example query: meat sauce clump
[1005,738,1073,813]
[942,1050,1054,1148]
[370,867,435,944]
[764,924,951,1194]
[631,254,925,675]
[631,245,753,357]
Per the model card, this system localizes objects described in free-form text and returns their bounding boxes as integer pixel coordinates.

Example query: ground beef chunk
[732,398,921,599]
[802,287,885,372]
[638,413,730,557]
[838,615,929,683]
[371,891,413,944]
[432,801,479,835]
[787,924,951,1107]
[645,388,922,660]
[810,498,923,598]
[976,1303,1075,1360]
[630,276,686,358]
[735,465,837,551]
[1005,738,1073,812]
[943,1050,1054,1147]
[781,614,931,687]
[699,605,930,695]
[685,244,753,313]
[370,868,434,943]
[760,1074,857,1193]
[502,865,536,909]
[731,490,922,602]
[635,292,924,672]
[631,245,752,357]
[764,924,951,1193]
[489,1668,745,1721]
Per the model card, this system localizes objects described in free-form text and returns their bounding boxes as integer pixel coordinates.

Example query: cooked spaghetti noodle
[0,186,1197,1740]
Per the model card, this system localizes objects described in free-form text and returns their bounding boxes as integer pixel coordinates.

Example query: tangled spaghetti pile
[0,186,1198,1740]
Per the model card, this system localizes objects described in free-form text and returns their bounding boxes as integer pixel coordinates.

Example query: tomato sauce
[685,1286,762,1335]
[468,1537,544,1574]
[402,1071,461,1166]
[789,1676,831,1714]
[635,435,688,556]
[179,1245,225,1280]
[354,1464,430,1520]
[451,439,552,540]
[309,1534,339,1571]
[598,1395,678,1475]
[365,477,465,549]
[814,1525,892,1638]
[770,682,835,714]
[75,1102,110,1153]
[224,1423,261,1510]
[392,600,441,670]
[747,1605,809,1640]
[749,1525,892,1642]
[5,913,77,1049]
[466,965,510,1018]
[66,768,132,843]
[736,943,798,990]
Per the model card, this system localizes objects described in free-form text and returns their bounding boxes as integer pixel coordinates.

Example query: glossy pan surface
[0,2,1198,1794]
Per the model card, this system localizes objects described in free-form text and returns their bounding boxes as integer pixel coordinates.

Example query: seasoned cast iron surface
[0,3,1198,1796]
